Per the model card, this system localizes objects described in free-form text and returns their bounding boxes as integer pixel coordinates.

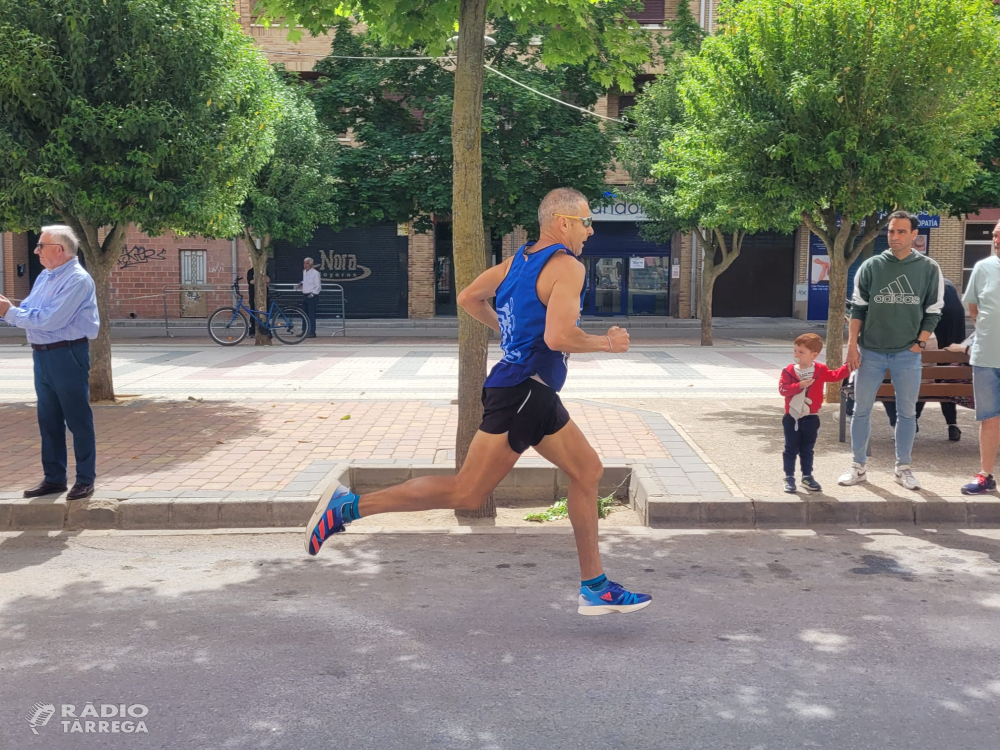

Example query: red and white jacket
[778,363,851,415]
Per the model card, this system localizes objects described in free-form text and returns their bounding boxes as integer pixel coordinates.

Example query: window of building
[180,250,207,286]
[964,223,994,290]
[626,0,666,24]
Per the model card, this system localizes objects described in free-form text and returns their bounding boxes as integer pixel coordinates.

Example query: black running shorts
[479,379,571,454]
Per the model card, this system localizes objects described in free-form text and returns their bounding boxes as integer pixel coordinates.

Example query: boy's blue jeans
[850,347,922,467]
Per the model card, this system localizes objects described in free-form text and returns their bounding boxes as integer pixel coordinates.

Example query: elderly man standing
[0,226,99,501]
[961,218,1000,496]
[300,256,321,338]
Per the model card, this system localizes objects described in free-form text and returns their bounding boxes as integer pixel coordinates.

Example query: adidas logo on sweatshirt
[873,275,920,305]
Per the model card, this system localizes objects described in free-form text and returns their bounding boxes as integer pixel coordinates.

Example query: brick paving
[0,399,671,497]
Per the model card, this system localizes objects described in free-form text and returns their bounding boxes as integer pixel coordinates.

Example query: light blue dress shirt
[3,257,100,345]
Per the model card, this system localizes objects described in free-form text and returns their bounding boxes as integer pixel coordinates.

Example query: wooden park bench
[838,350,973,449]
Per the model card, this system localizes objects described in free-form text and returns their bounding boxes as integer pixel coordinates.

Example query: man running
[305,187,651,616]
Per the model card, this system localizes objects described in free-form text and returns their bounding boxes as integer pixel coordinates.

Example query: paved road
[1,529,999,749]
[0,342,796,402]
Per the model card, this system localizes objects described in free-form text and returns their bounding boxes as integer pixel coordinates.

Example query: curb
[628,470,1000,528]
[0,463,633,532]
[5,464,999,531]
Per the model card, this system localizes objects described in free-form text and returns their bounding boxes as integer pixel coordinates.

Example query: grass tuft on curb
[524,495,617,523]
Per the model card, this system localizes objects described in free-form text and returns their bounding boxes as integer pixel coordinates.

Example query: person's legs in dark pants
[248,286,256,335]
[304,295,318,336]
[53,344,97,485]
[781,414,800,490]
[798,415,820,482]
[941,402,958,425]
[941,401,961,441]
[884,400,897,426]
[34,352,68,485]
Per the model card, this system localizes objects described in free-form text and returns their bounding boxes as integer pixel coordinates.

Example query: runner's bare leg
[532,420,603,580]
[358,431,520,516]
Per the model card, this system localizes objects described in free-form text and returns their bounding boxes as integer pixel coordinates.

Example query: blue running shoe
[960,473,997,496]
[305,483,356,555]
[578,581,652,616]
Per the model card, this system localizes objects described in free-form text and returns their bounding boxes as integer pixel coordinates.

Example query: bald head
[538,188,589,230]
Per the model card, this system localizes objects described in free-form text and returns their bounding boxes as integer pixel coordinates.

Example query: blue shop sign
[875,211,940,228]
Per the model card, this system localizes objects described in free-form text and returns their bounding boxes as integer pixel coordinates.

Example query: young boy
[778,333,852,493]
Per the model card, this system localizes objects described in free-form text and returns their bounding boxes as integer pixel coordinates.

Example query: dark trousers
[884,400,957,426]
[782,413,819,477]
[33,340,97,485]
[303,294,318,335]
[248,284,257,334]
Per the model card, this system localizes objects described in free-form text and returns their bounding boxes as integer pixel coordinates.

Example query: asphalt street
[1,528,999,750]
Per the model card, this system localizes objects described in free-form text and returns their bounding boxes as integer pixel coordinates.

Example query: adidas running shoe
[305,483,356,555]
[578,581,652,616]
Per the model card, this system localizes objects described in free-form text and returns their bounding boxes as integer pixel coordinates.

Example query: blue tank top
[484,242,585,393]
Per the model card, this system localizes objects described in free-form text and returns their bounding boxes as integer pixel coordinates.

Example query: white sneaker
[838,463,867,486]
[895,465,921,491]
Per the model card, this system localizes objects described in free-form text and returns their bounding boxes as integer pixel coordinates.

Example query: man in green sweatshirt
[840,211,944,490]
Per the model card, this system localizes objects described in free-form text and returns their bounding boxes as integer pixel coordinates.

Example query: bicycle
[207,278,310,346]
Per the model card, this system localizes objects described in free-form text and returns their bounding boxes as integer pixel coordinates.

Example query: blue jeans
[33,341,97,485]
[851,347,922,466]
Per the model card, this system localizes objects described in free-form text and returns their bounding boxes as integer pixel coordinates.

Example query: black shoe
[949,425,962,442]
[801,475,822,492]
[783,476,797,494]
[307,333,317,338]
[23,480,67,498]
[67,483,95,501]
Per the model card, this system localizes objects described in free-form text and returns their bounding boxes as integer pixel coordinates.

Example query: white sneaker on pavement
[838,463,867,486]
[895,465,921,491]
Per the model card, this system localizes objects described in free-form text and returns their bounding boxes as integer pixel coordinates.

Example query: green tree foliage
[259,0,651,92]
[930,128,1000,218]
[619,0,796,345]
[667,0,704,53]
[678,0,1000,391]
[314,18,615,237]
[0,0,280,400]
[239,81,339,344]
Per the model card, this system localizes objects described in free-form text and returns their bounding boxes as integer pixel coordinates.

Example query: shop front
[585,200,672,316]
[272,222,409,318]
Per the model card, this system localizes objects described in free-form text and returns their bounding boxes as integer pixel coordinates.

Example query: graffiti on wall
[118,245,167,270]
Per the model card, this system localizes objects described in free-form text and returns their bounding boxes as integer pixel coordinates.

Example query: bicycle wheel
[270,306,310,345]
[207,307,249,346]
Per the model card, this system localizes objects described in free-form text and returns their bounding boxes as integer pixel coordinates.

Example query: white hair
[304,257,314,265]
[40,224,79,255]
[538,188,589,229]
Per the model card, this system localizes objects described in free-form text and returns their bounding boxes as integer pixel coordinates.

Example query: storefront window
[594,257,623,315]
[628,257,670,315]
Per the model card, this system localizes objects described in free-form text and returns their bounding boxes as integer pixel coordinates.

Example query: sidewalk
[2,342,996,532]
[1,315,827,342]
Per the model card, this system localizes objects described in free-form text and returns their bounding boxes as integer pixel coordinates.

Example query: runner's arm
[543,259,616,353]
[456,258,512,333]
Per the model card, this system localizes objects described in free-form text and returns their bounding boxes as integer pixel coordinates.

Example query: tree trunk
[823,226,854,404]
[452,0,494,519]
[699,257,717,347]
[73,221,126,403]
[246,231,273,347]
